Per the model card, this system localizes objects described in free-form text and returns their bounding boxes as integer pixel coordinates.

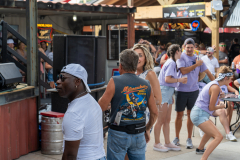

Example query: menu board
[163,2,205,19]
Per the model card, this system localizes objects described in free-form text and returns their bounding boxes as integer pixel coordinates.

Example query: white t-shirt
[62,94,105,160]
[201,55,219,75]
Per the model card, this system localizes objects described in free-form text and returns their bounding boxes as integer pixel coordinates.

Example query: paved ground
[17,105,240,160]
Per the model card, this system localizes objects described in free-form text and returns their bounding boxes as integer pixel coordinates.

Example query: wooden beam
[157,0,165,5]
[128,13,135,48]
[141,0,158,6]
[212,10,220,60]
[168,0,178,5]
[135,6,163,19]
[146,22,155,29]
[99,0,112,4]
[114,0,127,5]
[135,18,196,23]
[127,0,134,6]
[106,0,121,5]
[157,0,178,5]
[135,0,150,7]
[200,17,213,31]
[205,2,211,16]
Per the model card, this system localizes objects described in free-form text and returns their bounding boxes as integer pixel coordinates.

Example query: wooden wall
[0,97,38,160]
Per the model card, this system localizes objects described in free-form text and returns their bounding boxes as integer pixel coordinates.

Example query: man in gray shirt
[219,42,229,67]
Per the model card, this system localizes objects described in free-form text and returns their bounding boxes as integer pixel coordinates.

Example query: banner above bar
[163,2,205,19]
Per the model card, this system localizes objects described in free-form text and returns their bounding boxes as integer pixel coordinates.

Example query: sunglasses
[207,52,212,54]
[57,74,67,82]
[219,45,226,47]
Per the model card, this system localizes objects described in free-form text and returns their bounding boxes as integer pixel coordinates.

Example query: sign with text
[163,2,205,19]
[37,24,53,43]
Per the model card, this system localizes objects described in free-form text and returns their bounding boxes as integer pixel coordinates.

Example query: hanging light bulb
[73,15,77,22]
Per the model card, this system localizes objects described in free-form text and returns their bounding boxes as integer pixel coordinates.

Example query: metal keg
[41,116,63,155]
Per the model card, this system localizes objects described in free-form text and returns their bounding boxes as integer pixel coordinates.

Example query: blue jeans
[97,156,106,160]
[107,129,146,160]
[47,72,54,82]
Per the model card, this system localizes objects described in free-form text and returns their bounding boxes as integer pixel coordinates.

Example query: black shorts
[175,90,199,112]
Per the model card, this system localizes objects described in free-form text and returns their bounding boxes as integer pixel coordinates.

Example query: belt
[109,122,146,134]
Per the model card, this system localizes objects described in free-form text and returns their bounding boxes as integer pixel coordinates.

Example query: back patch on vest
[117,85,148,122]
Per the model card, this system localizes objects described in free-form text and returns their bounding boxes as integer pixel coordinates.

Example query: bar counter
[0,86,38,160]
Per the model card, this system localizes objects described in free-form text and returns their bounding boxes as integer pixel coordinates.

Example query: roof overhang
[0,1,136,20]
[223,0,240,27]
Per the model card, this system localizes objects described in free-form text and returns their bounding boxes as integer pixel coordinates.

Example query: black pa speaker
[53,35,106,88]
[0,63,22,90]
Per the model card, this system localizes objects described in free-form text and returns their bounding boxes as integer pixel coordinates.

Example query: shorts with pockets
[175,90,199,112]
[190,105,210,126]
[160,85,175,105]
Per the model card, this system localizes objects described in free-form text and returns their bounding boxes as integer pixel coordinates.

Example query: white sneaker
[153,143,168,152]
[164,143,181,151]
[226,132,237,142]
[199,128,205,138]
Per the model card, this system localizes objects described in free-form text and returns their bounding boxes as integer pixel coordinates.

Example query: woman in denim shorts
[190,66,234,160]
[154,44,187,152]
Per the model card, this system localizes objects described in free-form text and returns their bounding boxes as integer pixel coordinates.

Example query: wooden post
[128,0,134,6]
[212,9,220,60]
[26,0,38,87]
[128,0,135,48]
[127,13,135,48]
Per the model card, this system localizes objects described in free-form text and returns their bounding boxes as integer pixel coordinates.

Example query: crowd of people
[6,37,54,87]
[56,37,240,160]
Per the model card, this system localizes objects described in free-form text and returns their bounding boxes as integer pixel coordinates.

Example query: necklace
[75,90,87,99]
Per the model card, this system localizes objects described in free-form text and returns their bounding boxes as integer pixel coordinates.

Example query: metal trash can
[40,111,64,155]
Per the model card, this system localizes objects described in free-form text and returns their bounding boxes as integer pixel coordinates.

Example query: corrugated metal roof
[223,0,240,27]
[0,0,136,14]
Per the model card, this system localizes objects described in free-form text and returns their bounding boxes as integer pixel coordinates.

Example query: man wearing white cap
[7,39,14,50]
[201,47,219,76]
[56,63,106,160]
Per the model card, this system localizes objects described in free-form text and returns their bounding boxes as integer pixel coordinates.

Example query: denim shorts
[190,106,210,126]
[160,85,175,104]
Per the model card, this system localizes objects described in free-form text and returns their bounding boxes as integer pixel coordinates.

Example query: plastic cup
[182,75,188,83]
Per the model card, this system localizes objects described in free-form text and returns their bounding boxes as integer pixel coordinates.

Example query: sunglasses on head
[219,45,226,47]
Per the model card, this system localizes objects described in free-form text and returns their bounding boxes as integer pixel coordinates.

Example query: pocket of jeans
[136,134,146,149]
[108,132,128,153]
[190,110,199,123]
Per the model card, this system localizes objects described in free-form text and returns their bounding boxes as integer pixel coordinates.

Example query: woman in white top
[133,43,162,126]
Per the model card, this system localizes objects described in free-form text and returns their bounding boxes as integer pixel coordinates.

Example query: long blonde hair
[132,44,154,71]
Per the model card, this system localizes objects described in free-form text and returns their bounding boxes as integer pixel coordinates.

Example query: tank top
[111,73,151,126]
[195,80,220,116]
[137,69,151,79]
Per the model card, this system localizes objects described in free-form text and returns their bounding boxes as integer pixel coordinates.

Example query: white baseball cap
[207,47,215,53]
[7,39,14,44]
[61,63,91,93]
